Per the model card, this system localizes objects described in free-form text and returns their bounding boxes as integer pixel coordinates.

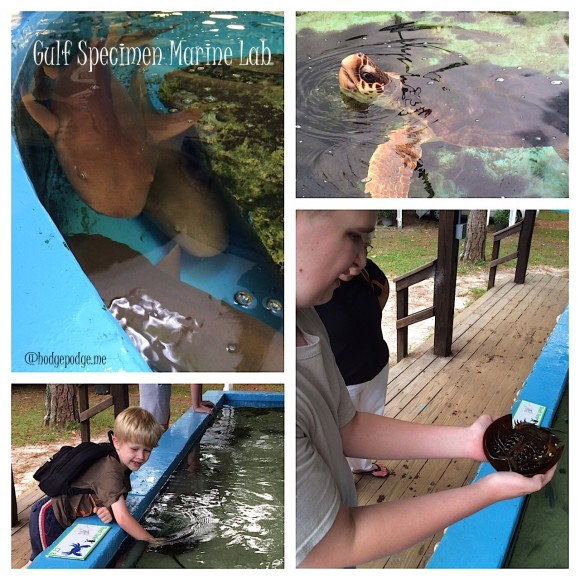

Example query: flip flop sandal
[353,462,390,478]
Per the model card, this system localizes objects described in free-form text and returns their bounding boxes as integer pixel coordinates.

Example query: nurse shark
[21,34,229,257]
[130,68,230,258]
[21,40,156,218]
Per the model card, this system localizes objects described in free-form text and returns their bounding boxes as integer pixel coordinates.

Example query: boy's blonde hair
[114,406,164,449]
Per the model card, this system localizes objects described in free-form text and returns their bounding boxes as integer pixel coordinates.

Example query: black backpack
[33,431,119,497]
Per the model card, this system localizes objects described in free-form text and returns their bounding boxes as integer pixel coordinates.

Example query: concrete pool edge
[28,390,283,569]
[426,305,569,569]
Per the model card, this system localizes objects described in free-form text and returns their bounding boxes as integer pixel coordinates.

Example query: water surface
[137,406,284,568]
[505,388,568,568]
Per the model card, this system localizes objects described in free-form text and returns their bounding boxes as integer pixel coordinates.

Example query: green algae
[410,144,568,198]
[414,12,569,76]
[297,12,568,76]
[297,11,407,34]
[158,56,284,268]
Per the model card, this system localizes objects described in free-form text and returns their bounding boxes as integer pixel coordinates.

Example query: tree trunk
[44,385,80,427]
[460,210,487,262]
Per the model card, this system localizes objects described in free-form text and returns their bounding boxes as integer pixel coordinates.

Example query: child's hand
[94,505,113,524]
[147,537,167,546]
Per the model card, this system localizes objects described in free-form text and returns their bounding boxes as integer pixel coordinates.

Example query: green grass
[12,384,283,447]
[370,210,568,280]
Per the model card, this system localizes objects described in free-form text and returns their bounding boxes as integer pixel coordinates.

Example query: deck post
[434,211,460,357]
[78,386,90,442]
[396,287,409,361]
[514,210,536,284]
[111,385,130,416]
[12,468,18,526]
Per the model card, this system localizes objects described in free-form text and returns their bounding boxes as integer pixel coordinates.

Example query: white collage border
[4,0,577,576]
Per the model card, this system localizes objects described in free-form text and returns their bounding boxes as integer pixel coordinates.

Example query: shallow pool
[12,11,284,372]
[134,406,284,568]
[296,11,568,198]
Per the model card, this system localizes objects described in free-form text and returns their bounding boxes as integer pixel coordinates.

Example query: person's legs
[358,364,389,417]
[29,496,65,561]
[347,364,390,475]
[139,384,172,429]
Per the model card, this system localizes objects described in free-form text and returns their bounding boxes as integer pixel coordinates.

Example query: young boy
[28,406,165,562]
[296,210,557,568]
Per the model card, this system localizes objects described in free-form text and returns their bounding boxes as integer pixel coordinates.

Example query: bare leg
[190,384,216,414]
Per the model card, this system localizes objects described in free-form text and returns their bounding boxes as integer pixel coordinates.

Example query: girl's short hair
[114,406,164,448]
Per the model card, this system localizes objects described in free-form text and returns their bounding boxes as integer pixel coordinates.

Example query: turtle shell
[483,414,565,477]
[398,63,568,155]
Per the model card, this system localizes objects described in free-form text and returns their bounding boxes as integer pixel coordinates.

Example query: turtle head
[339,52,392,104]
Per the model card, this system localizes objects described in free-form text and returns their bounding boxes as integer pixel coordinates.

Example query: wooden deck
[12,486,44,568]
[355,273,569,569]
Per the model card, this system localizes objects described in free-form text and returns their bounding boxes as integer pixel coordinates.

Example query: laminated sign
[47,523,110,560]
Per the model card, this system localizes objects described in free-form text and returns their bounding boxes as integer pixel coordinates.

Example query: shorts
[29,495,65,561]
[139,384,171,425]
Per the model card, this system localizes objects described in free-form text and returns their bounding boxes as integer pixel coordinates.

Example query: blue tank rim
[11,11,157,372]
[28,390,284,569]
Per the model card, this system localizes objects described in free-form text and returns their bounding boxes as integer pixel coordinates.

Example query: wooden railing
[394,260,437,362]
[393,210,535,362]
[78,385,130,442]
[488,210,536,290]
[393,211,461,361]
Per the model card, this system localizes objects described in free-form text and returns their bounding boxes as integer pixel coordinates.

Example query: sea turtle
[338,52,569,197]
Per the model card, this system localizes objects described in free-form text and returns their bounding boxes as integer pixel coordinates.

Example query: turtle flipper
[364,125,424,198]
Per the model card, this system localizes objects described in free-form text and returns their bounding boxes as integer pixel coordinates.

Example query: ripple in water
[110,289,209,372]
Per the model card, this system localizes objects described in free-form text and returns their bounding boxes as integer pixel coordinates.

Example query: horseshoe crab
[338,52,569,198]
[483,414,565,477]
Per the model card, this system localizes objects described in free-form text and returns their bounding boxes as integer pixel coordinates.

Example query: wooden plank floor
[12,486,44,568]
[355,273,569,569]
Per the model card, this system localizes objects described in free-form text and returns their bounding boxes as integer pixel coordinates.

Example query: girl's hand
[466,414,495,462]
[478,463,558,501]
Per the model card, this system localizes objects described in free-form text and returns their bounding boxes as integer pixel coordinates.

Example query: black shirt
[315,259,389,385]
